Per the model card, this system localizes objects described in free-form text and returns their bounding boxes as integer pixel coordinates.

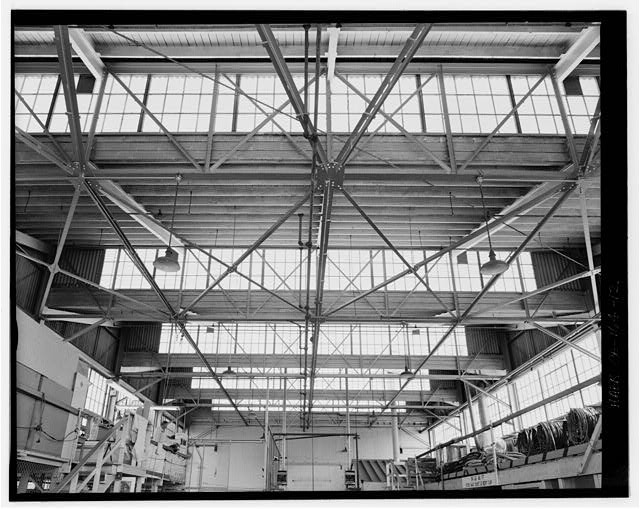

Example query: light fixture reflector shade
[154,247,180,272]
[480,250,509,276]
[399,369,413,379]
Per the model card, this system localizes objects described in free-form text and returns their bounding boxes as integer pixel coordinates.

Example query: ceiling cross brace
[339,187,456,319]
[469,266,601,317]
[255,24,327,165]
[15,126,72,175]
[370,181,578,424]
[457,72,549,173]
[14,91,71,164]
[180,190,312,316]
[323,182,566,317]
[335,71,451,173]
[83,181,249,425]
[37,182,82,317]
[108,71,202,171]
[526,321,600,362]
[334,23,432,166]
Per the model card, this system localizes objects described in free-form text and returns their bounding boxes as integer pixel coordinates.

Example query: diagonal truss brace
[339,187,456,319]
[371,181,578,424]
[334,24,432,167]
[256,24,327,165]
[52,24,248,425]
[179,190,312,317]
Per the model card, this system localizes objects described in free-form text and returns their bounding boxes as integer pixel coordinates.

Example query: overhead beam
[164,387,458,403]
[68,27,105,83]
[554,26,600,82]
[14,42,601,61]
[122,352,506,372]
[124,371,500,381]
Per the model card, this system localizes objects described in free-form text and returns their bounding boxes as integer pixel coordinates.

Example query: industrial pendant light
[222,366,236,376]
[477,176,509,276]
[400,324,413,379]
[154,174,182,273]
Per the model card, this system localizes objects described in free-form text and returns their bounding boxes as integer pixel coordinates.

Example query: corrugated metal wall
[45,321,119,372]
[121,323,162,352]
[15,253,45,315]
[123,376,161,402]
[507,327,563,368]
[531,250,585,291]
[53,248,105,287]
[465,327,502,355]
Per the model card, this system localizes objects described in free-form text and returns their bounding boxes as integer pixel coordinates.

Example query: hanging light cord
[477,177,494,253]
[168,174,182,249]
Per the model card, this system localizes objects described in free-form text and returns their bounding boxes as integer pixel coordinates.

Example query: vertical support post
[490,423,499,485]
[282,370,287,470]
[437,64,456,172]
[464,382,479,449]
[263,376,270,491]
[205,65,220,171]
[326,74,333,160]
[345,373,352,467]
[579,183,600,314]
[391,401,400,463]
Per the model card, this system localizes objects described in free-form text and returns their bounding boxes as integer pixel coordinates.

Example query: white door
[288,464,344,491]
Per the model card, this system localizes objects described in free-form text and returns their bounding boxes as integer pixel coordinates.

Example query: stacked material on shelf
[442,450,484,474]
[516,406,601,455]
[516,418,566,455]
[406,457,439,482]
[565,406,601,445]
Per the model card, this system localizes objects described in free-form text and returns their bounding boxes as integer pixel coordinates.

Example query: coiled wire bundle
[516,419,566,455]
[516,427,536,455]
[534,419,567,453]
[565,407,600,445]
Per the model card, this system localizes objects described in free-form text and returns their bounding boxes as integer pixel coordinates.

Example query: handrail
[51,416,128,493]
